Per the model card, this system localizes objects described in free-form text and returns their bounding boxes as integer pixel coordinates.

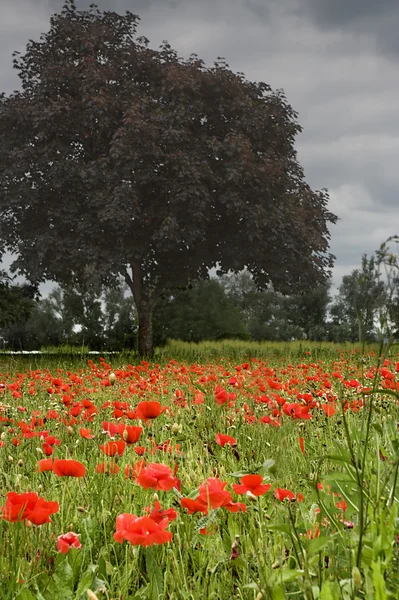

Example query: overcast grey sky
[1,0,399,293]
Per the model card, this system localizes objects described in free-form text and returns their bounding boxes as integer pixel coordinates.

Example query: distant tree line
[1,246,398,350]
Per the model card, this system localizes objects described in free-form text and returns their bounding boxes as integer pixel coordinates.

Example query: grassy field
[1,341,399,599]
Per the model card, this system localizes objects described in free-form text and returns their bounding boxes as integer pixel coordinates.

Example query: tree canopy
[0,0,337,355]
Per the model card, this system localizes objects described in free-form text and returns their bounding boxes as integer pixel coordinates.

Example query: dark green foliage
[0,1,336,355]
[221,271,331,341]
[1,298,64,350]
[153,279,249,345]
[0,271,36,329]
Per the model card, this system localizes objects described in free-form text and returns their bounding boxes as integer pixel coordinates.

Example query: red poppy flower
[42,443,54,456]
[144,501,177,524]
[224,501,247,513]
[100,440,126,457]
[134,446,146,456]
[299,437,305,455]
[214,385,229,405]
[44,435,61,446]
[119,425,143,444]
[125,460,146,479]
[102,421,120,437]
[215,433,237,448]
[259,415,281,427]
[79,428,95,439]
[180,497,208,514]
[282,403,312,420]
[274,488,303,502]
[53,459,86,478]
[1,491,59,525]
[136,463,179,491]
[56,532,82,553]
[336,500,347,512]
[198,478,232,509]
[37,458,54,472]
[134,401,168,421]
[114,514,172,546]
[232,475,271,497]
[322,404,336,417]
[193,391,205,405]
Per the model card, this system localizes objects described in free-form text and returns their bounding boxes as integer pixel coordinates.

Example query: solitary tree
[0,1,337,355]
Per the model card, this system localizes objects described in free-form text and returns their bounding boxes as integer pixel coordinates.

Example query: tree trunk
[137,299,154,357]
[124,261,156,357]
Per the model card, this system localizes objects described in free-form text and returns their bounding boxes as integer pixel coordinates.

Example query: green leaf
[260,459,276,476]
[307,536,331,557]
[323,471,357,483]
[339,578,354,600]
[277,569,305,583]
[75,564,97,598]
[372,560,387,600]
[172,487,183,500]
[320,581,334,600]
[15,590,37,600]
[266,523,292,534]
[33,574,54,600]
[146,547,164,600]
[243,582,260,591]
[231,557,246,569]
[196,510,218,531]
[324,454,354,466]
[311,586,320,599]
[53,557,74,600]
[372,423,384,436]
[270,584,285,600]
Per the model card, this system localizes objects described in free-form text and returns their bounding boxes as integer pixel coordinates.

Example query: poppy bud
[256,594,264,600]
[18,459,23,467]
[8,455,13,463]
[245,490,258,502]
[153,493,159,502]
[67,426,74,435]
[171,423,179,435]
[109,373,116,385]
[352,566,362,589]
[1,432,6,441]
[87,591,100,600]
[122,429,128,441]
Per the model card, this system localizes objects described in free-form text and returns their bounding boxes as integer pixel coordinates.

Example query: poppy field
[1,344,399,599]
